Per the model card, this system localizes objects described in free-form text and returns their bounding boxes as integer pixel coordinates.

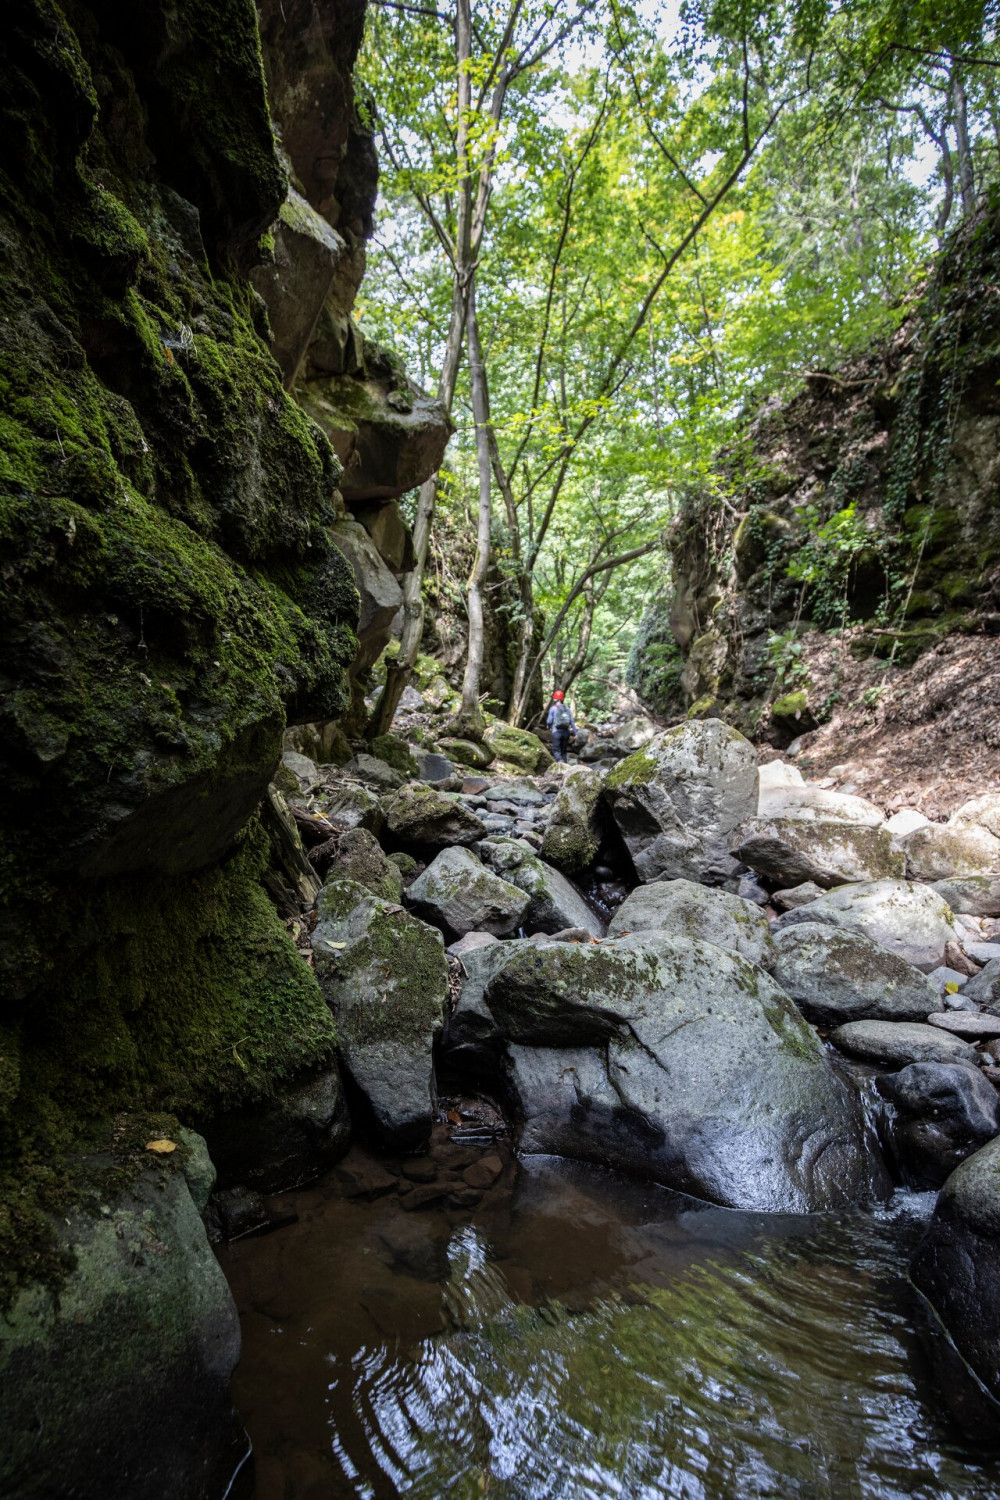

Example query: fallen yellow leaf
[945,982,959,994]
[146,1138,176,1154]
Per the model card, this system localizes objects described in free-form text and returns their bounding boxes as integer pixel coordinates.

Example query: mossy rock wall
[630,202,1000,734]
[0,0,359,1296]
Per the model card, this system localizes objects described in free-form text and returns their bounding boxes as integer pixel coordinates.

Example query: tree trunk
[951,67,976,215]
[459,289,493,721]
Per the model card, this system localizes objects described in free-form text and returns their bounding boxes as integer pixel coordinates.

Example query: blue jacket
[546,701,576,730]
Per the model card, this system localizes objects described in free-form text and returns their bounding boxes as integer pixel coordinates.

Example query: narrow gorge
[2,2,1000,1497]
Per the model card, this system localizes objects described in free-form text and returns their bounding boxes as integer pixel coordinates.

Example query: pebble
[462,1153,504,1189]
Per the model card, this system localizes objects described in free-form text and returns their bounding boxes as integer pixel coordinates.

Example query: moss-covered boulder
[898,823,1000,881]
[731,816,905,889]
[318,827,403,903]
[437,736,496,770]
[320,780,384,833]
[313,880,448,1148]
[483,722,553,774]
[771,922,939,1026]
[406,846,529,938]
[383,781,486,852]
[603,719,758,885]
[773,879,957,972]
[539,767,605,874]
[371,732,419,778]
[0,1146,246,1499]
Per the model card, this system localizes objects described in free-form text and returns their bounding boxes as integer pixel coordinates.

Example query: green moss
[371,732,419,778]
[604,747,658,792]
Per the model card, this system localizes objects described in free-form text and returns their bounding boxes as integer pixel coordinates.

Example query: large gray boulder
[771,922,940,1027]
[406,846,530,938]
[877,1062,1000,1187]
[607,878,775,970]
[0,1152,246,1500]
[316,826,403,903]
[931,876,1000,917]
[772,879,957,972]
[898,823,1000,881]
[329,519,404,674]
[603,719,758,885]
[481,839,604,937]
[313,879,449,1148]
[829,1019,979,1068]
[910,1135,1000,1419]
[731,817,904,889]
[383,781,487,852]
[540,767,606,873]
[484,934,887,1212]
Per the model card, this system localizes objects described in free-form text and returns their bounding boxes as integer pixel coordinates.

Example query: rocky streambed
[9,716,1000,1496]
[204,715,1000,1494]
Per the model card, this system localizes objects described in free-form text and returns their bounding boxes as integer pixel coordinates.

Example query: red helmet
[553,690,565,701]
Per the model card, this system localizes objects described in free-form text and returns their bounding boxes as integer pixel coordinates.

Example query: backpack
[551,702,573,728]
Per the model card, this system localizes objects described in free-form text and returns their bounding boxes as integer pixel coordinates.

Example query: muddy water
[219,1125,996,1500]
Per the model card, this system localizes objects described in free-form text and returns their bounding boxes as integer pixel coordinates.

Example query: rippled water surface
[219,1153,996,1500]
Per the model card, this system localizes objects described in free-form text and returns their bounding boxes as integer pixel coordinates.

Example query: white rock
[607,877,776,969]
[757,784,885,826]
[757,760,805,792]
[886,808,932,838]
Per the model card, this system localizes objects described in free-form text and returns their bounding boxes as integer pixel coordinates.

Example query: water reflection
[220,1157,996,1500]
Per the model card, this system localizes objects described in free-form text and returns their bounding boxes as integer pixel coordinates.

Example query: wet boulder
[383,781,487,853]
[484,934,887,1213]
[313,880,449,1148]
[897,823,1000,881]
[603,718,758,886]
[481,839,604,938]
[878,1062,1000,1187]
[607,878,775,970]
[910,1135,1000,1417]
[203,1067,351,1193]
[772,880,956,972]
[829,1019,979,1069]
[406,846,530,939]
[0,1153,246,1500]
[730,817,903,889]
[772,922,939,1027]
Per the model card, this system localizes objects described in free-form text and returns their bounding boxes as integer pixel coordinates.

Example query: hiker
[546,690,576,762]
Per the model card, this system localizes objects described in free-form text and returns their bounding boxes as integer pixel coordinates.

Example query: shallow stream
[220,1128,996,1500]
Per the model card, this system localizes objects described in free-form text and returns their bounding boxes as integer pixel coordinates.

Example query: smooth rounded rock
[607,877,776,969]
[899,823,1000,881]
[928,1011,1000,1039]
[829,1020,979,1069]
[772,880,956,972]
